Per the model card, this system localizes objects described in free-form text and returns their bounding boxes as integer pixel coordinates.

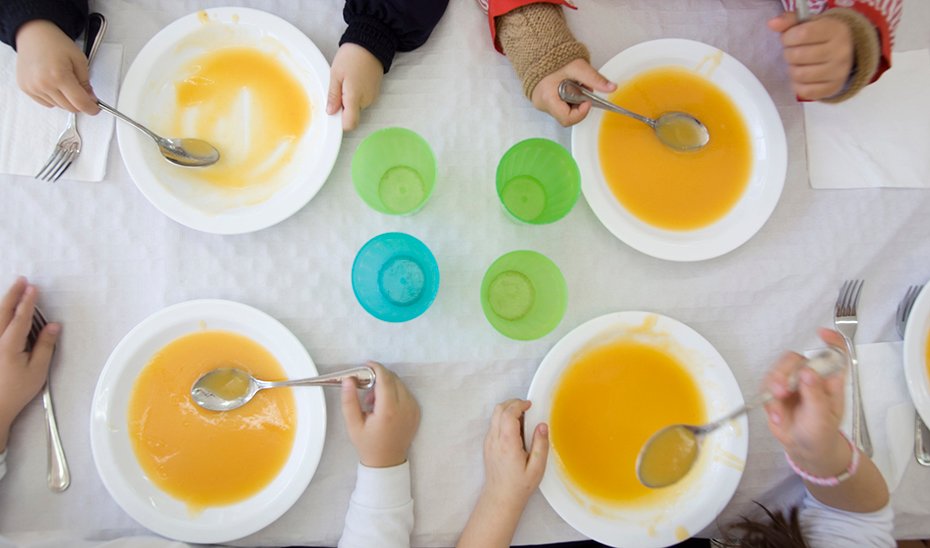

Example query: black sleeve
[340,0,450,73]
[0,0,88,50]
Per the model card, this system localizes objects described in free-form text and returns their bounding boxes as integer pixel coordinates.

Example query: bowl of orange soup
[572,39,786,261]
[903,286,930,426]
[90,300,325,543]
[117,8,342,234]
[525,312,748,547]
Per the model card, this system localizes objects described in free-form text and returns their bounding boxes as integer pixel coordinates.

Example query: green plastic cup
[496,138,580,224]
[352,127,436,215]
[480,250,567,340]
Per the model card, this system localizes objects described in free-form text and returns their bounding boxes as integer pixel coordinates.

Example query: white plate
[117,7,342,234]
[573,39,787,261]
[90,300,325,544]
[526,311,748,547]
[904,286,930,425]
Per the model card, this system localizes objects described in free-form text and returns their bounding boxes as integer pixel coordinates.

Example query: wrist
[785,431,852,478]
[360,453,407,469]
[15,19,59,48]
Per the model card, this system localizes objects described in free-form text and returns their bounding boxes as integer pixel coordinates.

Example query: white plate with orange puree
[903,285,930,427]
[573,39,787,261]
[90,300,326,543]
[525,311,748,547]
[117,8,342,234]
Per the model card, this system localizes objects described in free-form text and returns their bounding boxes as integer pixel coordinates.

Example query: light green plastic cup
[496,138,580,224]
[352,127,436,215]
[480,250,567,340]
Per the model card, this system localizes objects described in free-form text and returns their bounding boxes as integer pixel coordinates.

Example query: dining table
[1,0,929,546]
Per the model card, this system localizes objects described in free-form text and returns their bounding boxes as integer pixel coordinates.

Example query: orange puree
[170,47,311,189]
[128,330,296,511]
[550,340,705,504]
[598,66,752,230]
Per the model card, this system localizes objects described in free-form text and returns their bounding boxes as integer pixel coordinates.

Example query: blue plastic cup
[351,232,440,322]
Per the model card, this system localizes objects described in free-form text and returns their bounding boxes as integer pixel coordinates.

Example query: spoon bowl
[191,365,376,412]
[558,79,709,152]
[97,100,219,167]
[636,347,847,489]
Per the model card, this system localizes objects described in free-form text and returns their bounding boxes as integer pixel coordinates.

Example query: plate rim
[572,38,787,262]
[904,285,930,425]
[116,6,343,234]
[89,298,326,543]
[525,310,748,547]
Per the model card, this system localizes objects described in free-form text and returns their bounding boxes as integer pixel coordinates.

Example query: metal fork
[833,279,873,456]
[27,307,70,492]
[896,285,930,466]
[34,13,107,182]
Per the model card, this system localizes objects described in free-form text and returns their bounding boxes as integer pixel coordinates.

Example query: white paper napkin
[0,42,122,182]
[804,49,930,189]
[836,341,914,492]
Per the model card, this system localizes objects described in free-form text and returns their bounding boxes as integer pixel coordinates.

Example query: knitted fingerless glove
[495,3,589,99]
[819,7,881,103]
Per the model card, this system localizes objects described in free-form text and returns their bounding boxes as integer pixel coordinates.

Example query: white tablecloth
[1,0,929,545]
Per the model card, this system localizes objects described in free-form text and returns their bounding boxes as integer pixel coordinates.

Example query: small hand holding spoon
[191,365,376,412]
[96,100,219,167]
[636,347,847,489]
[558,80,710,152]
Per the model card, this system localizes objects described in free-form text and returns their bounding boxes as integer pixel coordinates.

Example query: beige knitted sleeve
[819,7,881,103]
[495,3,589,99]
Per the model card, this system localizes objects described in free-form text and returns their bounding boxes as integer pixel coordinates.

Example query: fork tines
[897,285,924,329]
[27,306,49,352]
[835,279,864,316]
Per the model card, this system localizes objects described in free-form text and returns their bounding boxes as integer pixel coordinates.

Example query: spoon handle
[264,366,376,390]
[795,0,811,22]
[698,347,847,435]
[96,100,164,145]
[558,80,656,128]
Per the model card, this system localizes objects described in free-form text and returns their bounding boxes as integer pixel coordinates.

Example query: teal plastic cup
[352,128,436,215]
[496,138,580,224]
[352,232,440,322]
[480,250,567,340]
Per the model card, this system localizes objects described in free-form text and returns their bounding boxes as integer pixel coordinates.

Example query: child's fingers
[817,328,846,350]
[526,422,549,480]
[500,400,531,441]
[60,78,97,115]
[569,62,615,94]
[326,73,343,115]
[27,323,60,376]
[45,88,77,113]
[340,377,365,435]
[764,351,804,399]
[794,81,839,101]
[26,92,54,108]
[0,277,28,332]
[342,99,360,131]
[2,284,37,349]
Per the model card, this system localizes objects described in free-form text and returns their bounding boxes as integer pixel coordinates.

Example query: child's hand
[340,361,420,468]
[768,12,855,101]
[326,43,384,132]
[0,277,61,452]
[531,59,616,127]
[480,399,548,509]
[456,399,548,548]
[763,328,850,476]
[14,20,99,115]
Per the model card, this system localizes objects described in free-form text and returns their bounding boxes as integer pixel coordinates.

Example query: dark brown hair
[718,503,808,548]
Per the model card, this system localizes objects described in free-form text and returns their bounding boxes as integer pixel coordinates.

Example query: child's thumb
[526,423,550,479]
[767,11,798,33]
[326,75,342,115]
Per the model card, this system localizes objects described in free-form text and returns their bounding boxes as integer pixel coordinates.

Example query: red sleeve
[826,0,903,83]
[487,0,577,54]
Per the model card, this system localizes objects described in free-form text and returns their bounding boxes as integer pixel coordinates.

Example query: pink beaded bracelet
[785,433,860,487]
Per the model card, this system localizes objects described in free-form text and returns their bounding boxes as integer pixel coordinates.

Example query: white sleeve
[799,490,895,548]
[338,461,414,548]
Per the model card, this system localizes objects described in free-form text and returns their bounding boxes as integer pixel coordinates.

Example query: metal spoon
[636,346,847,489]
[96,100,219,167]
[191,365,376,411]
[558,80,710,152]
